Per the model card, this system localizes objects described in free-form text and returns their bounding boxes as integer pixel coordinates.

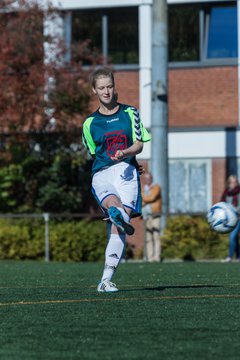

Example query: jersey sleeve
[127,107,151,143]
[82,117,96,155]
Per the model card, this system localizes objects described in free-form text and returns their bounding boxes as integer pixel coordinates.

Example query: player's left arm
[111,107,151,161]
[111,140,143,161]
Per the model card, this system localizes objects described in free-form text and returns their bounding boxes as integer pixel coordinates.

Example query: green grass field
[0,261,240,360]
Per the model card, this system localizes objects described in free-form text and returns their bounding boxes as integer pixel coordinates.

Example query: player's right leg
[103,195,134,236]
[92,168,135,235]
[109,206,134,235]
[99,162,140,236]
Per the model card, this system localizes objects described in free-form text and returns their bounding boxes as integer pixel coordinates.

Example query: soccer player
[82,67,151,292]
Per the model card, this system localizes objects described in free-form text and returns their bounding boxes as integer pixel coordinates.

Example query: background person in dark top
[221,175,240,262]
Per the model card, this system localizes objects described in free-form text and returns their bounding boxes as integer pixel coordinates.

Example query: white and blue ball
[207,202,238,234]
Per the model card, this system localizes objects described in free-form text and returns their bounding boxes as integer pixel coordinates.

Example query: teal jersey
[82,104,151,176]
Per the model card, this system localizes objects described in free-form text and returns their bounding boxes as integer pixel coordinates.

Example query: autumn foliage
[0,0,102,213]
[0,0,101,133]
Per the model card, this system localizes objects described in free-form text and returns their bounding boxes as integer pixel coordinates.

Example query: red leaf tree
[0,0,103,213]
[0,0,101,133]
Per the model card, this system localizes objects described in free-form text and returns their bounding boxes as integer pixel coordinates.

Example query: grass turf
[0,261,240,360]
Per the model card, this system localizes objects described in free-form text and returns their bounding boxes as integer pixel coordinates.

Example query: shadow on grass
[121,284,222,292]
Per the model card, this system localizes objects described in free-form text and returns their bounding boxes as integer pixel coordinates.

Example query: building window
[169,2,237,63]
[169,5,200,62]
[169,159,211,213]
[72,10,102,64]
[108,8,138,64]
[207,6,237,59]
[72,7,138,65]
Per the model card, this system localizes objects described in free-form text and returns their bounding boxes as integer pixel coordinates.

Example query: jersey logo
[105,130,127,158]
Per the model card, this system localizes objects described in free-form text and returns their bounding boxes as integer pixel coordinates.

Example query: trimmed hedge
[50,220,106,262]
[0,215,230,261]
[161,215,229,260]
[0,218,107,261]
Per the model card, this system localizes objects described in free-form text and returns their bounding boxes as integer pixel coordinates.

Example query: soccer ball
[207,202,238,234]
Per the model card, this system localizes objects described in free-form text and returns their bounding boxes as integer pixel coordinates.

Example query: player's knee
[103,195,122,209]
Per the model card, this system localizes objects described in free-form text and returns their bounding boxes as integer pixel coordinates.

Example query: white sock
[117,207,130,223]
[101,233,125,282]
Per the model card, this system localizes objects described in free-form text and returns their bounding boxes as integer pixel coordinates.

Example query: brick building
[51,0,238,248]
[55,0,238,210]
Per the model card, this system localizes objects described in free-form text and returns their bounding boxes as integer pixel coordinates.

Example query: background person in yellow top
[142,172,162,262]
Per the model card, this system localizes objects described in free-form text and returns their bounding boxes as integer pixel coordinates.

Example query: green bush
[0,219,44,260]
[161,215,229,260]
[50,220,106,262]
[0,134,93,214]
[0,218,107,261]
[0,215,229,262]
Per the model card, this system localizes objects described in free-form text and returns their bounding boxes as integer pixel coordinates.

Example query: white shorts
[92,162,141,217]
